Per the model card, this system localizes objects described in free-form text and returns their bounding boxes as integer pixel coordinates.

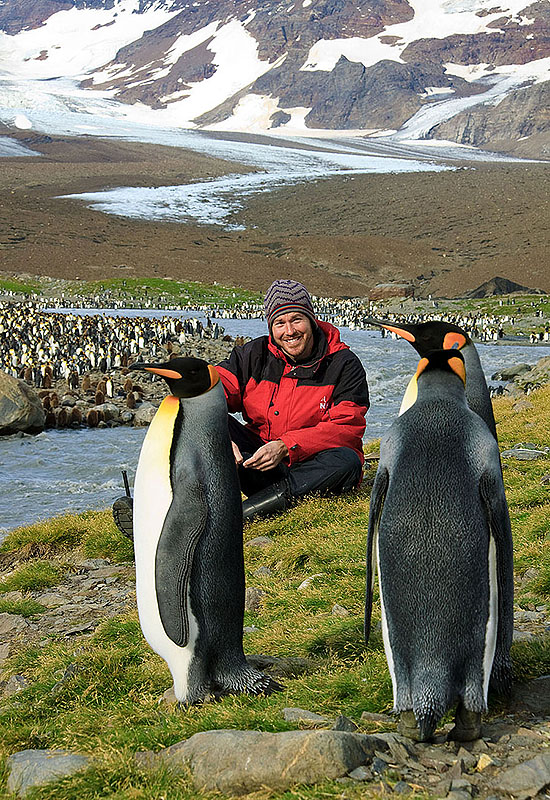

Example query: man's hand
[243,440,289,471]
[231,441,244,466]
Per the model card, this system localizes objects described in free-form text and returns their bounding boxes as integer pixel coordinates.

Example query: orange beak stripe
[383,325,416,342]
[443,332,467,350]
[144,367,182,380]
[208,364,220,388]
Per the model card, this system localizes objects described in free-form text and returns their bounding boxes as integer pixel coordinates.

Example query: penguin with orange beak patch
[131,356,279,704]
[365,318,497,440]
[365,349,513,741]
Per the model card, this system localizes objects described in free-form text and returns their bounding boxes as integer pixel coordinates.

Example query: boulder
[7,749,91,797]
[136,729,378,795]
[133,402,157,427]
[0,370,45,435]
[491,753,550,799]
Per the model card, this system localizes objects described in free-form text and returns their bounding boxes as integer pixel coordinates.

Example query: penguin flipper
[365,467,388,643]
[156,480,207,648]
[479,470,514,695]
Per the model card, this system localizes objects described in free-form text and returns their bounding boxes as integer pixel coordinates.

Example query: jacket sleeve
[280,353,369,465]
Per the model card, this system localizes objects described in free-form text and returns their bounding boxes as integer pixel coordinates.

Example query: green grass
[0,597,45,617]
[62,278,262,308]
[0,277,41,296]
[0,389,548,799]
[0,561,65,594]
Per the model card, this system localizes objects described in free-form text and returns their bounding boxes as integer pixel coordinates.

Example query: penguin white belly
[376,535,398,706]
[482,536,498,702]
[133,395,199,701]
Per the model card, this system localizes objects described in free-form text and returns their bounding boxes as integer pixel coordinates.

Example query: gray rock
[0,642,10,664]
[332,715,358,732]
[0,371,45,434]
[244,587,265,613]
[245,654,314,678]
[138,729,377,795]
[361,710,393,723]
[3,674,28,697]
[245,536,272,548]
[511,675,550,715]
[93,402,119,421]
[60,395,77,407]
[394,781,412,794]
[331,603,349,616]
[7,749,91,797]
[491,364,532,381]
[491,753,550,799]
[0,614,29,635]
[501,448,548,460]
[282,707,331,725]
[348,765,372,781]
[133,402,157,426]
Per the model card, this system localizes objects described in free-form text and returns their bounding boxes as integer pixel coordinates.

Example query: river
[1,313,548,537]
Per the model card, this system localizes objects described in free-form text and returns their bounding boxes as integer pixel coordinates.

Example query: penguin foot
[397,710,425,742]
[448,705,482,742]
[112,496,133,540]
[213,667,284,698]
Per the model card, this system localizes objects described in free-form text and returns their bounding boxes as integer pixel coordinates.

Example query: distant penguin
[95,389,105,406]
[365,349,513,742]
[365,318,497,440]
[82,375,91,393]
[131,356,280,705]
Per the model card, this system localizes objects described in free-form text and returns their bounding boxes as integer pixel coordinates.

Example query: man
[215,279,369,519]
[112,279,368,535]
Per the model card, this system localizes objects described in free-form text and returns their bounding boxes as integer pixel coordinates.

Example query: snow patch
[0,0,180,79]
[421,86,456,97]
[14,113,32,129]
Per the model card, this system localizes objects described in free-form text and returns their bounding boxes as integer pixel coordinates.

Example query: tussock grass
[0,561,65,593]
[0,389,548,798]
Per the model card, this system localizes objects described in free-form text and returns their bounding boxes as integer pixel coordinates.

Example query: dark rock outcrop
[0,371,45,435]
[463,276,544,297]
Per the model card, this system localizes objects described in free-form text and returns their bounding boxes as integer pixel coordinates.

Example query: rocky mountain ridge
[0,0,549,156]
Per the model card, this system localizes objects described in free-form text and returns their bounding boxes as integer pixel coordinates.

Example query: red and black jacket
[216,320,369,465]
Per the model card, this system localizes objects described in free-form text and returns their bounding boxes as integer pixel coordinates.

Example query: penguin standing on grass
[365,318,497,439]
[131,356,279,705]
[365,349,513,741]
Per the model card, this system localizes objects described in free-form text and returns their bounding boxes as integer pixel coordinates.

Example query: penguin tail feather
[489,655,513,698]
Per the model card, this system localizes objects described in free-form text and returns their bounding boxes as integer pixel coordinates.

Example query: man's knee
[288,447,362,497]
[319,447,363,492]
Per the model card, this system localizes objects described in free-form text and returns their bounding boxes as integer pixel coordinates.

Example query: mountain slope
[0,0,548,155]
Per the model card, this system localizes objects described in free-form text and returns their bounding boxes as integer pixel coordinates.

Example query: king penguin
[365,349,513,741]
[365,318,497,440]
[131,356,279,705]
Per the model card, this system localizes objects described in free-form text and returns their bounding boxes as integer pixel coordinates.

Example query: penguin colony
[365,319,513,742]
[131,356,278,704]
[0,303,227,428]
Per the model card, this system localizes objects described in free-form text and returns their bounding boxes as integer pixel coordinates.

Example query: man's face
[271,311,314,361]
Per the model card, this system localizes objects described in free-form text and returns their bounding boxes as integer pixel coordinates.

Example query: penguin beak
[131,362,182,380]
[365,318,416,342]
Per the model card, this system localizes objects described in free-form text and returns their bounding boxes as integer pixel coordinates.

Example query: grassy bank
[0,389,549,799]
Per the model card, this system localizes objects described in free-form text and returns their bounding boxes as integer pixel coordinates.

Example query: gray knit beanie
[264,280,316,329]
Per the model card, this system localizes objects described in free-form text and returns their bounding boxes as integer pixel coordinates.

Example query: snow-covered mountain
[0,0,548,155]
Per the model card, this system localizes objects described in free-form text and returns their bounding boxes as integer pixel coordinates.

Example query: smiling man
[217,279,370,520]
